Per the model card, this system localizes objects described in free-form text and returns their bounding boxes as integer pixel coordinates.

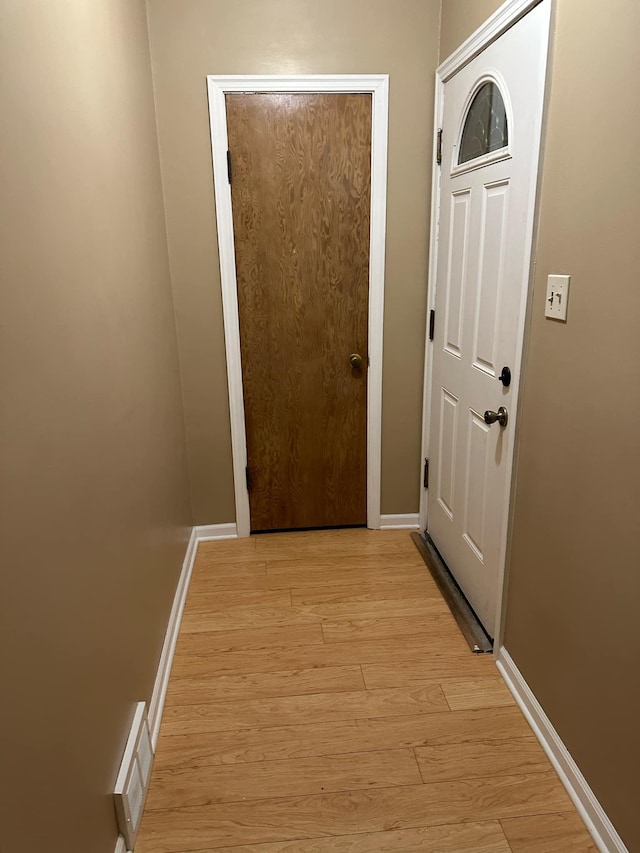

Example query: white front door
[426,1,551,636]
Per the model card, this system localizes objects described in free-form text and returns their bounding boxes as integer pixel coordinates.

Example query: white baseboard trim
[195,522,238,541]
[147,527,198,750]
[496,646,628,853]
[147,522,237,750]
[114,835,128,853]
[379,513,420,530]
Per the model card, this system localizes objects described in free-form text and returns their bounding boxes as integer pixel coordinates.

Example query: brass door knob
[349,353,364,369]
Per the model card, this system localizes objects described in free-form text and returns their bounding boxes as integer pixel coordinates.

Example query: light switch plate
[545,274,570,321]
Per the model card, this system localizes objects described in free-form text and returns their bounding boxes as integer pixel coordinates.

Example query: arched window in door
[458,81,508,164]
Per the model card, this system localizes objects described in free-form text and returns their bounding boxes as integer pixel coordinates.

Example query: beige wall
[146,0,441,523]
[504,2,640,848]
[439,0,503,60]
[441,1,640,848]
[0,3,192,852]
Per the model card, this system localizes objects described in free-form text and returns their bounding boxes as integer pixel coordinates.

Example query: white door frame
[207,74,389,538]
[419,0,552,641]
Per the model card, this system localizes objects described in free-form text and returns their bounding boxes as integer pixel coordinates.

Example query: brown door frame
[207,75,389,537]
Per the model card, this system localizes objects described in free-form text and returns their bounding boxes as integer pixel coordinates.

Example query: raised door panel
[473,181,510,378]
[437,389,459,521]
[444,190,471,359]
[463,409,491,563]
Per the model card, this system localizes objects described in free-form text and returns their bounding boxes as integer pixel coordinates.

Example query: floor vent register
[113,702,154,850]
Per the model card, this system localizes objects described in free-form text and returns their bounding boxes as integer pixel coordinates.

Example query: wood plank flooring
[136,529,596,852]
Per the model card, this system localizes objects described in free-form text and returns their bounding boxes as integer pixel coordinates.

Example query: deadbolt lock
[499,366,512,387]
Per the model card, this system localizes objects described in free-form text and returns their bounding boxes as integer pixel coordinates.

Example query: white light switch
[545,274,570,321]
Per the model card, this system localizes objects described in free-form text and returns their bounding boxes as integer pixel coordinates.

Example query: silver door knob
[484,406,508,427]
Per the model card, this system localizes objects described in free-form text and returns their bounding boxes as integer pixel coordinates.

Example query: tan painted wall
[0,3,192,851]
[439,0,503,60]
[441,1,640,848]
[146,0,441,523]
[504,2,640,848]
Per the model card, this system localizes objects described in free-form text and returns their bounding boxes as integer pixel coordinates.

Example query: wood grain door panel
[227,93,371,531]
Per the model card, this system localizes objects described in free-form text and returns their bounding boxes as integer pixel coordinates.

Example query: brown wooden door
[226,93,372,532]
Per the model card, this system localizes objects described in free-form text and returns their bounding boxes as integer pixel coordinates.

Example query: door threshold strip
[251,524,368,535]
[410,532,493,654]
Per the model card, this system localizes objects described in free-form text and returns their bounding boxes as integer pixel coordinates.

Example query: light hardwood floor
[136,529,596,852]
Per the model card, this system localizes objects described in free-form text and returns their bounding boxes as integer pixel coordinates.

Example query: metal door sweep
[410,532,493,654]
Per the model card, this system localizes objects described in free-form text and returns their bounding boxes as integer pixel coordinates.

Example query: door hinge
[227,150,233,185]
[423,458,430,489]
[428,309,435,341]
[436,128,443,166]
[245,465,251,491]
